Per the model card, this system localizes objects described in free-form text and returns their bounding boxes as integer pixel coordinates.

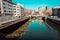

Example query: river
[18,19,60,40]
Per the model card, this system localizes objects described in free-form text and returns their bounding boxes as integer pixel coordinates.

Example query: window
[9,11,10,12]
[8,8,10,9]
[17,9,19,10]
[3,0,5,1]
[3,3,5,5]
[13,6,16,7]
[13,11,16,13]
[8,4,12,7]
[11,8,12,10]
[17,12,19,13]
[3,7,6,9]
[8,4,10,6]
[4,10,6,12]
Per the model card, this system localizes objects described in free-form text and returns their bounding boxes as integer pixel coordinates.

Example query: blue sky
[13,0,60,11]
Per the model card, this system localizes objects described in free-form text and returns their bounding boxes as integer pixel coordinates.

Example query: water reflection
[19,19,60,40]
[39,19,44,25]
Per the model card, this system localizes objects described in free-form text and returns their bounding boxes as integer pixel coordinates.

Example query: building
[0,1,1,15]
[38,7,44,16]
[44,6,52,16]
[0,0,14,15]
[12,4,24,17]
[52,8,57,16]
[35,12,39,15]
[58,8,60,17]
[0,0,24,17]
[52,6,60,18]
[24,9,31,16]
[31,10,35,15]
[0,0,1,16]
[20,4,24,17]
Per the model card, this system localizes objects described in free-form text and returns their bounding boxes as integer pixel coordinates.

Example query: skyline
[13,0,60,11]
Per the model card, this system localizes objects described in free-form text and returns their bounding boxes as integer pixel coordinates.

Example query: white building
[38,7,44,17]
[0,0,24,18]
[0,0,14,15]
[31,10,35,15]
[12,4,24,17]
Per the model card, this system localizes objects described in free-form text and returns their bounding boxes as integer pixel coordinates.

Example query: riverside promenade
[42,16,60,31]
[0,16,29,29]
[47,17,60,31]
[0,16,29,40]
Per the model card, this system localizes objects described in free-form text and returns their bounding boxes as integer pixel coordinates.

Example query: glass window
[3,3,5,5]
[3,7,6,9]
[4,10,6,12]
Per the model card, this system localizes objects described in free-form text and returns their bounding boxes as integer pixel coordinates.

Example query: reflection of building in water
[39,19,43,25]
[31,20,35,23]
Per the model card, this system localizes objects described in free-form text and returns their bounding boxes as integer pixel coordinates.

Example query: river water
[18,19,60,40]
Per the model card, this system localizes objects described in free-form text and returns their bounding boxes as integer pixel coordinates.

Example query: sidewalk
[0,16,20,25]
[0,16,29,29]
[48,16,60,21]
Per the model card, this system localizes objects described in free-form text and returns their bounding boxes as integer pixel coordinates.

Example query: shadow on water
[19,19,60,40]
[0,18,29,40]
[42,17,60,36]
[47,20,60,38]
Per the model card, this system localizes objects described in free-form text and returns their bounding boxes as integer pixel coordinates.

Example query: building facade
[0,1,1,15]
[52,6,60,18]
[13,4,24,17]
[0,0,24,17]
[24,9,31,16]
[31,10,35,15]
[6,0,12,2]
[58,8,60,17]
[38,7,44,16]
[20,5,24,17]
[44,6,52,16]
[52,8,57,16]
[0,0,13,15]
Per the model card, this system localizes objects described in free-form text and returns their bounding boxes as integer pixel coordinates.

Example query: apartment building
[13,4,24,17]
[20,4,24,17]
[58,8,60,18]
[0,0,24,17]
[38,7,44,16]
[52,6,60,18]
[0,2,1,14]
[6,0,12,2]
[0,0,13,15]
[31,10,35,15]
